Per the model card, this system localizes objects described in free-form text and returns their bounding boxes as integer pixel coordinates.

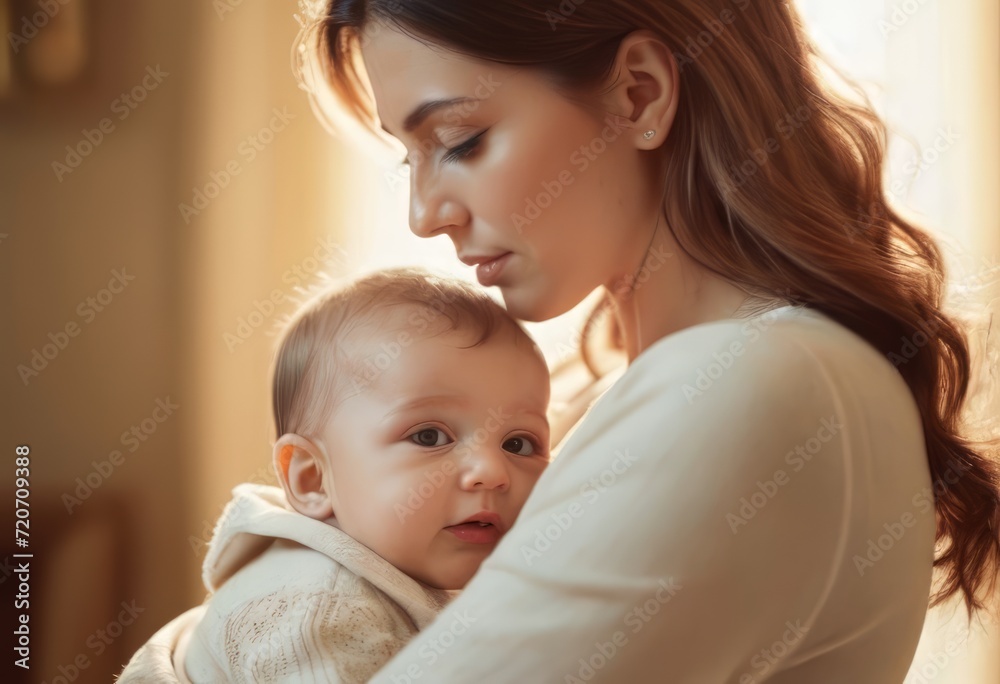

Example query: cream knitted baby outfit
[117,483,454,683]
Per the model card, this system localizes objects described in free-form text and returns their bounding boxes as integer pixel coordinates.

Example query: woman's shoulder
[605,304,906,411]
[560,303,921,479]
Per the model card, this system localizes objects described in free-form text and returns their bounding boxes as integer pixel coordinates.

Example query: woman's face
[360,25,662,322]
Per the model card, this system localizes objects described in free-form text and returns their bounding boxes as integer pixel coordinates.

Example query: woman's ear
[273,433,335,520]
[601,29,680,149]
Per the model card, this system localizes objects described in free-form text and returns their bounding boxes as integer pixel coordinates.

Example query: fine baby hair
[270,265,541,441]
[131,266,551,683]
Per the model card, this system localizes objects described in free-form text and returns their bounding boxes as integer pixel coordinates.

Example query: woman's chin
[500,287,576,323]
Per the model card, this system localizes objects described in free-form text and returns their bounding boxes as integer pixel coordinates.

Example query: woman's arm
[371,325,850,683]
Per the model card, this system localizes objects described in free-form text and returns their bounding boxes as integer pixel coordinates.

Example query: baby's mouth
[444,521,502,544]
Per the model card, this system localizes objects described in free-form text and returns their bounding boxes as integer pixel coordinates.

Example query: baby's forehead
[349,303,537,354]
[345,307,475,353]
[340,310,547,389]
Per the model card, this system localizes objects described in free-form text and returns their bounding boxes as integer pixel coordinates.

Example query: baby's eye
[408,428,452,448]
[502,436,539,457]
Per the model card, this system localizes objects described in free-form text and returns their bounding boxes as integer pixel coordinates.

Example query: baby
[120,267,551,683]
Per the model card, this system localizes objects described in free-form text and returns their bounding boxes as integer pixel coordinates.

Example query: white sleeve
[371,327,851,683]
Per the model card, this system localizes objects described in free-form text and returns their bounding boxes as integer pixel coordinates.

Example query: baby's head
[270,267,550,589]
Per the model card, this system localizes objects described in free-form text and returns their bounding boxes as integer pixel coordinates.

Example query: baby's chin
[320,521,492,590]
[410,555,491,591]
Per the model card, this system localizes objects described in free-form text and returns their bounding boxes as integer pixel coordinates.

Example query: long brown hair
[300,0,1000,619]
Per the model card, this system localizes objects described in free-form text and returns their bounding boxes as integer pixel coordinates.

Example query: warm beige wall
[1,2,197,680]
[0,1,363,680]
[1,1,995,681]
[177,0,371,604]
[908,0,1000,681]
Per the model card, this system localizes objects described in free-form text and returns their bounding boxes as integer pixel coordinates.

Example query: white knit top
[370,304,937,683]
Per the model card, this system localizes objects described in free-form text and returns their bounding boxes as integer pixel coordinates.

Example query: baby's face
[318,322,551,589]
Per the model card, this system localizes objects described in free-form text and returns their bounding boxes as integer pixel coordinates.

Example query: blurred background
[0,0,996,681]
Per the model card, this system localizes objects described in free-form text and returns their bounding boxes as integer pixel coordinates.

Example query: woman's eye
[409,428,451,448]
[502,436,539,457]
[441,130,487,164]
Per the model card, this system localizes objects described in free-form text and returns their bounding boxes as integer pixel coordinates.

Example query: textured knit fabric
[119,305,938,682]
[117,483,454,683]
[369,304,937,683]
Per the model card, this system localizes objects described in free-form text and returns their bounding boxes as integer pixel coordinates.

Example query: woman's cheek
[485,118,582,224]
[478,130,539,227]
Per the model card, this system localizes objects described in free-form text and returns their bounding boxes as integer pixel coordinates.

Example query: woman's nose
[458,447,511,492]
[408,168,470,239]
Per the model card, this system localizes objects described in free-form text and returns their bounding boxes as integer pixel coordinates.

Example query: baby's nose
[459,447,511,491]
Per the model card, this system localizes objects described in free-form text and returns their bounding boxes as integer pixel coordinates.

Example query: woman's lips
[475,252,512,287]
[445,522,502,544]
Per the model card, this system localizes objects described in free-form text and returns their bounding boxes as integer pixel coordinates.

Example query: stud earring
[643,130,656,140]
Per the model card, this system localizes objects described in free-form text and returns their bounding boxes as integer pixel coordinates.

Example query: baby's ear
[273,433,335,520]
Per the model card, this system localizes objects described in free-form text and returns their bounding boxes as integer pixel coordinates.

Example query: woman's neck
[605,222,769,364]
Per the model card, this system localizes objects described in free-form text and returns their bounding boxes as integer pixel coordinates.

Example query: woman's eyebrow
[381,97,477,136]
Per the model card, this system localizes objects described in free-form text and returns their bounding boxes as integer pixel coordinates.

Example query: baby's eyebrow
[519,409,549,425]
[502,406,550,433]
[379,394,469,422]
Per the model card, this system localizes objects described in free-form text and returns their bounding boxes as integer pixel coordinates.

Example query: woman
[311,1,999,682]
[119,1,998,681]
